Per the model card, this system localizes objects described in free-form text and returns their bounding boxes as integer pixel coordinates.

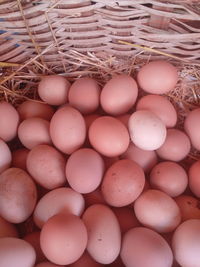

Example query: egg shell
[121,142,157,173]
[0,101,19,142]
[38,75,71,106]
[0,168,37,223]
[18,118,52,149]
[100,74,138,116]
[175,195,200,221]
[0,216,18,238]
[40,213,88,265]
[66,148,105,194]
[0,139,12,174]
[68,77,100,114]
[50,106,86,154]
[157,129,191,161]
[172,219,200,267]
[84,188,106,208]
[184,108,200,150]
[116,114,131,128]
[188,159,200,197]
[150,161,188,197]
[121,227,173,267]
[17,100,54,121]
[0,237,36,267]
[69,252,102,267]
[35,262,63,267]
[112,207,140,233]
[84,114,100,130]
[134,189,181,233]
[12,148,29,170]
[128,110,167,151]
[34,187,85,229]
[136,94,177,128]
[24,231,46,263]
[137,60,178,94]
[26,145,66,190]
[101,159,145,207]
[89,116,130,157]
[82,204,121,264]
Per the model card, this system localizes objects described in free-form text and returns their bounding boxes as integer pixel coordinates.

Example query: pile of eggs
[1,60,200,267]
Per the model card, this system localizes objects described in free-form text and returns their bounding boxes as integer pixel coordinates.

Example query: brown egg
[26,145,66,190]
[0,139,12,174]
[100,75,138,115]
[121,142,158,173]
[82,204,121,264]
[101,159,145,207]
[50,106,86,154]
[40,213,87,265]
[184,108,200,150]
[66,148,105,194]
[89,116,130,157]
[0,168,37,223]
[134,189,181,233]
[175,195,200,221]
[136,94,177,128]
[0,216,18,238]
[172,219,200,267]
[137,61,178,94]
[12,148,29,170]
[0,237,36,267]
[128,110,166,151]
[69,252,102,267]
[17,100,54,121]
[189,159,200,197]
[0,101,19,142]
[121,227,173,267]
[84,114,100,130]
[18,118,51,149]
[34,187,85,228]
[150,161,188,197]
[38,75,71,106]
[24,231,46,263]
[68,77,100,114]
[157,129,191,161]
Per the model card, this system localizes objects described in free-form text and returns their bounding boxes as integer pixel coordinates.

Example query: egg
[26,145,66,190]
[157,129,191,161]
[38,75,71,106]
[35,262,63,267]
[136,94,177,128]
[68,77,100,114]
[0,237,36,267]
[84,188,106,208]
[34,187,85,228]
[12,148,29,170]
[137,60,178,94]
[184,108,200,150]
[188,159,200,197]
[121,142,158,173]
[0,168,37,223]
[66,148,105,194]
[50,106,86,154]
[175,195,200,221]
[0,138,12,174]
[134,189,181,233]
[121,227,173,267]
[84,114,100,130]
[101,159,145,207]
[17,100,54,121]
[0,216,18,238]
[18,117,51,149]
[112,207,140,233]
[100,74,138,115]
[150,161,188,197]
[128,110,166,150]
[0,101,19,141]
[69,252,102,267]
[172,219,200,267]
[103,156,119,170]
[82,204,121,264]
[89,116,130,157]
[24,231,46,263]
[116,113,131,128]
[40,213,88,265]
